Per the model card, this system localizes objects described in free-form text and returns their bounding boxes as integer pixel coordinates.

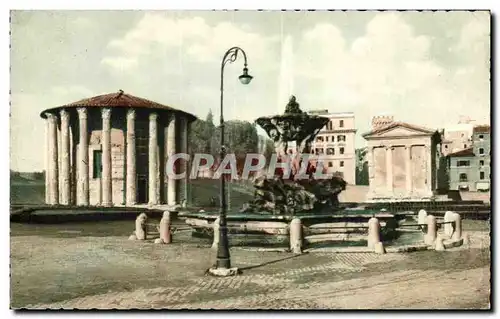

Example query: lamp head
[238,67,253,85]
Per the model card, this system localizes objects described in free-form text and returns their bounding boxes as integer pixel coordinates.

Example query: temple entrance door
[137,176,148,204]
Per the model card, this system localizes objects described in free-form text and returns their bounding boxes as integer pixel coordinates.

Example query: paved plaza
[10,221,490,310]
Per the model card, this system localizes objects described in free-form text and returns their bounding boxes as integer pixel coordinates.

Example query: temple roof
[362,121,437,138]
[40,90,197,122]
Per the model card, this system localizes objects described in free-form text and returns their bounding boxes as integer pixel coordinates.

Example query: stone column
[126,109,137,206]
[47,113,59,205]
[385,146,393,197]
[405,145,412,197]
[425,145,432,196]
[101,108,112,206]
[77,108,89,206]
[178,116,188,205]
[59,109,71,205]
[44,118,50,204]
[166,114,177,206]
[148,112,159,205]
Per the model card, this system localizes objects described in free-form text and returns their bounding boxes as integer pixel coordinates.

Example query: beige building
[362,116,441,202]
[40,90,196,207]
[440,123,474,156]
[309,110,356,185]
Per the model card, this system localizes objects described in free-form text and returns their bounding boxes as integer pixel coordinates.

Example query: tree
[355,148,369,185]
[437,156,450,192]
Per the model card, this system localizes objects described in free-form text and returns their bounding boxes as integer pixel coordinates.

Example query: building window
[340,147,345,155]
[325,136,329,142]
[316,136,324,142]
[326,148,335,155]
[340,161,344,167]
[93,150,103,179]
[479,134,484,139]
[337,135,346,142]
[480,171,485,180]
[463,144,467,148]
[480,160,484,166]
[328,161,333,167]
[339,120,344,128]
[459,173,468,182]
[445,145,448,149]
[457,160,470,167]
[315,148,324,155]
[327,121,333,130]
[479,148,484,155]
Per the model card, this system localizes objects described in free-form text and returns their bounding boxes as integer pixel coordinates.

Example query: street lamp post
[210,47,253,275]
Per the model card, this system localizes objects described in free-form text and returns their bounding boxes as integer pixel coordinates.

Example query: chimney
[371,115,394,130]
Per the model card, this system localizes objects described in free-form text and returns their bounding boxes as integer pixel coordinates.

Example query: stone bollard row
[424,215,437,246]
[155,211,172,244]
[129,213,148,241]
[367,217,385,254]
[289,218,303,254]
[451,212,462,241]
[417,209,427,226]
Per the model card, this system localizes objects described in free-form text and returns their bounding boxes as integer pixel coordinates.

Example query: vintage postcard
[10,9,491,310]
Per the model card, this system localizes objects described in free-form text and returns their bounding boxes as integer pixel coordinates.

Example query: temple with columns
[40,90,197,207]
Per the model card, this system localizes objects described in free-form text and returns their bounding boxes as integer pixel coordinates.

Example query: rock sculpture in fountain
[241,96,347,215]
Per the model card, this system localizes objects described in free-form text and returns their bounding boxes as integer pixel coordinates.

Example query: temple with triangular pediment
[362,116,442,202]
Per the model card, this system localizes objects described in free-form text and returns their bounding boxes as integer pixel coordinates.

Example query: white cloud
[102,13,278,71]
[295,12,490,137]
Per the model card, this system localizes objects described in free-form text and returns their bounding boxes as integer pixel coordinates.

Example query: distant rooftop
[473,125,490,133]
[447,148,475,157]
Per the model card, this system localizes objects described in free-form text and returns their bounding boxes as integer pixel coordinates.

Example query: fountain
[240,95,347,215]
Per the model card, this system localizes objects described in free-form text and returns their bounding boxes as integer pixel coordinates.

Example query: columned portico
[148,112,159,205]
[126,109,137,206]
[77,107,89,206]
[166,114,177,206]
[363,120,441,202]
[60,109,71,205]
[385,146,393,195]
[178,116,189,205]
[47,113,59,205]
[40,90,196,207]
[405,146,412,196]
[101,108,112,206]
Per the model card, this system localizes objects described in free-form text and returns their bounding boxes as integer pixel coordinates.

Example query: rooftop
[40,90,197,121]
[473,125,491,134]
[447,148,475,157]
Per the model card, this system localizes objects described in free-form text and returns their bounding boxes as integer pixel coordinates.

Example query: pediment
[363,122,435,139]
[375,126,427,137]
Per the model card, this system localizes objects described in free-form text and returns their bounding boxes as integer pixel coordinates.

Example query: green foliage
[188,110,259,162]
[355,148,369,185]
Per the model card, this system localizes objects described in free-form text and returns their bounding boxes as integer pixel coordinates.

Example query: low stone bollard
[367,217,381,250]
[451,212,462,241]
[159,211,172,244]
[289,218,303,254]
[463,233,470,246]
[417,209,427,226]
[135,213,148,240]
[211,217,220,250]
[374,242,385,254]
[424,215,437,245]
[435,236,445,251]
[443,211,454,237]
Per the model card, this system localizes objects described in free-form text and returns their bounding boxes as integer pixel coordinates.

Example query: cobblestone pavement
[11,227,490,310]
